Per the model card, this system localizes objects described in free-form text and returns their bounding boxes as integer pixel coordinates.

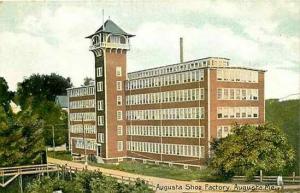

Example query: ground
[48,157,300,193]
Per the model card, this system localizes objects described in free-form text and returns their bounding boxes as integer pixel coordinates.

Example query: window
[117,125,123,136]
[117,141,123,151]
[96,67,103,77]
[97,116,104,126]
[98,133,104,143]
[217,89,222,100]
[97,100,104,111]
[117,96,122,106]
[116,67,122,76]
[97,81,103,92]
[117,111,123,121]
[117,81,122,91]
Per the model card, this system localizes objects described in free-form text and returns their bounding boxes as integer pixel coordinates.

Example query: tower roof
[86,19,135,38]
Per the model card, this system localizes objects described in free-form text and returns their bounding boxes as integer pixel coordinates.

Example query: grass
[48,151,221,182]
[89,161,219,181]
[47,150,72,161]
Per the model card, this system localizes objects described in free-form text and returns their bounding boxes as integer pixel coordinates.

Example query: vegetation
[83,77,94,86]
[0,77,14,112]
[25,170,154,193]
[0,102,45,167]
[0,75,72,167]
[16,73,72,109]
[48,151,218,182]
[16,73,72,147]
[265,99,300,174]
[210,124,295,179]
[48,151,73,161]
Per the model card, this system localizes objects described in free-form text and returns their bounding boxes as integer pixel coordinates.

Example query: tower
[86,19,134,162]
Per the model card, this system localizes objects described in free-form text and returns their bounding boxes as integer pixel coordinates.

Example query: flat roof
[66,85,95,90]
[127,57,230,75]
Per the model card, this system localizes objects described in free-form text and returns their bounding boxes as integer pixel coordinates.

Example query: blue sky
[0,0,299,99]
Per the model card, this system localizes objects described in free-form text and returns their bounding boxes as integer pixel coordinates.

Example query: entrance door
[97,145,102,157]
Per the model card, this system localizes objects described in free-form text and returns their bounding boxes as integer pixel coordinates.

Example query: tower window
[117,111,123,121]
[97,116,104,126]
[97,100,104,111]
[117,95,122,106]
[117,125,123,136]
[116,67,122,76]
[97,81,103,92]
[96,67,103,77]
[117,81,122,91]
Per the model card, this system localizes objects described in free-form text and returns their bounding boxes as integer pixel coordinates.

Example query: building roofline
[127,57,230,75]
[126,66,266,81]
[66,85,95,90]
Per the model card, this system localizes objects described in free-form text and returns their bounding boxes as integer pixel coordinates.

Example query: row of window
[126,88,205,106]
[97,111,123,126]
[68,87,94,97]
[126,125,205,138]
[70,124,96,134]
[97,81,123,92]
[128,58,228,80]
[217,107,259,119]
[126,70,204,90]
[127,141,205,158]
[69,99,95,109]
[70,112,96,121]
[217,88,258,100]
[96,66,122,78]
[74,138,97,150]
[126,107,205,121]
[217,69,258,83]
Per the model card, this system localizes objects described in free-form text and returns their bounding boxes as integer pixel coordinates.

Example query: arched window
[120,36,126,44]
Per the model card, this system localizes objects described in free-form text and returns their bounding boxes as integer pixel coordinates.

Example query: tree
[83,77,94,86]
[0,77,14,112]
[15,73,71,147]
[0,105,45,167]
[266,99,300,174]
[210,124,295,178]
[33,100,68,146]
[16,73,72,108]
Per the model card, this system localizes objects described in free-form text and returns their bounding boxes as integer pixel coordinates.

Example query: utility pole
[82,114,88,169]
[52,125,56,152]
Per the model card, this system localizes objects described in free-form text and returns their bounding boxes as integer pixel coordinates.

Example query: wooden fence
[233,172,300,184]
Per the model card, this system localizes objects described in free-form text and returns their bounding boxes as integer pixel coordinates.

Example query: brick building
[67,19,265,167]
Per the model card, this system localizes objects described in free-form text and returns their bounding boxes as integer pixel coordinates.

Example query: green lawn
[48,151,221,182]
[47,151,72,161]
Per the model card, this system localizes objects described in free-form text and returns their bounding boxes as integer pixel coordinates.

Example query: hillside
[265,99,300,174]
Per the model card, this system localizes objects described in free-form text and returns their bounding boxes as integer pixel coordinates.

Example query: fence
[233,171,300,184]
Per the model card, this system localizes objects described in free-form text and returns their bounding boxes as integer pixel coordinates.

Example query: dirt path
[48,157,299,193]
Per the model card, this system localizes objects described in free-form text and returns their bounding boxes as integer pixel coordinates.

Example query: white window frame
[116,66,122,77]
[117,81,122,91]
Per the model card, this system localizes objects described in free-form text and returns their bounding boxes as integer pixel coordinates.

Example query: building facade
[68,20,265,167]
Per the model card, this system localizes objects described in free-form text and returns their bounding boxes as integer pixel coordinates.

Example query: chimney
[180,37,183,63]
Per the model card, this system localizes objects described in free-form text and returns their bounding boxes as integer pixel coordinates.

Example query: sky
[0,0,299,99]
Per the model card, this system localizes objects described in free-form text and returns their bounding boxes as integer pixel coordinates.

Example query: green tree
[0,77,14,112]
[83,77,94,86]
[0,105,44,167]
[16,73,72,108]
[266,99,300,174]
[34,100,68,146]
[16,73,71,147]
[210,124,295,178]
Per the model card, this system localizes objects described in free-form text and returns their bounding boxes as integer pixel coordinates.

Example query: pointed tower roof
[86,19,135,38]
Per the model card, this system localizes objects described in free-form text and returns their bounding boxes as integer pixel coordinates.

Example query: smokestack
[180,37,183,63]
